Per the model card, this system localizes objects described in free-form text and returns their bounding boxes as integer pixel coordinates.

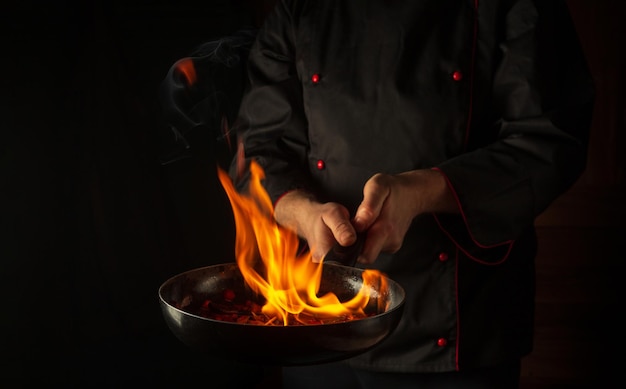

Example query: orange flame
[217,160,388,325]
[175,58,197,86]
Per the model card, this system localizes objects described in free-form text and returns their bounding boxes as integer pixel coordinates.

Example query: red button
[311,73,320,84]
[437,338,447,347]
[452,71,463,81]
[316,159,325,170]
[438,252,449,262]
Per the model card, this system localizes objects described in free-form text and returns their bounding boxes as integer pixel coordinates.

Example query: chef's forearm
[273,189,320,236]
[396,169,459,217]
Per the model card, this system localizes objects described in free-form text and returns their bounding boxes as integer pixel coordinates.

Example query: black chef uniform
[231,0,594,377]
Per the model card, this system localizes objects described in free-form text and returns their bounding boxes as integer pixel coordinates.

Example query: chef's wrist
[273,189,320,235]
[401,169,458,216]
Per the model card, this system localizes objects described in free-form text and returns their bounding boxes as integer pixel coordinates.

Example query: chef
[229,0,594,387]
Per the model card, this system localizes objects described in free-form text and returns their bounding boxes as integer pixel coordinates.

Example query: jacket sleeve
[435,0,595,247]
[229,0,315,202]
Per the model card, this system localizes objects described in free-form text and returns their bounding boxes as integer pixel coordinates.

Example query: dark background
[1,0,275,387]
[1,0,624,387]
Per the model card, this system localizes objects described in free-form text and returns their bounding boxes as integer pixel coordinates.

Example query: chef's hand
[353,168,458,264]
[273,189,357,263]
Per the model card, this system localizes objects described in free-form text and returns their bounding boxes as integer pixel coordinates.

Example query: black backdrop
[4,1,626,388]
[1,1,276,386]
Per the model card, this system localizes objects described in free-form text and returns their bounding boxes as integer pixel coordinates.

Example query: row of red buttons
[311,70,463,171]
[310,71,463,84]
[311,70,455,350]
[438,250,450,348]
[317,157,454,348]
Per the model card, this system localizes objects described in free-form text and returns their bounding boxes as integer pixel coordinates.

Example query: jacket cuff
[432,168,515,265]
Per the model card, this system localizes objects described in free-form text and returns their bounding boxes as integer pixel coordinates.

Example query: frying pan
[158,262,405,366]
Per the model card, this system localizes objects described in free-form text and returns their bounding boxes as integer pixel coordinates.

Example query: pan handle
[323,233,365,267]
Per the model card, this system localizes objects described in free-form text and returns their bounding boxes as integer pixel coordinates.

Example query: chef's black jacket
[230,0,594,373]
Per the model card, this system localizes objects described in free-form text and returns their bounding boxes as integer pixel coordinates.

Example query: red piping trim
[273,190,295,209]
[432,2,516,263]
[434,213,514,266]
[457,2,478,370]
[463,0,479,149]
[432,167,515,265]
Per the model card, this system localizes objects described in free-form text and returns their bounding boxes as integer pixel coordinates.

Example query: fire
[217,160,389,325]
[175,58,197,86]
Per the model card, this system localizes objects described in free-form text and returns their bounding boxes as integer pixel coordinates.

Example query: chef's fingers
[310,244,327,263]
[309,223,335,263]
[354,173,391,232]
[321,205,357,247]
[357,223,388,264]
